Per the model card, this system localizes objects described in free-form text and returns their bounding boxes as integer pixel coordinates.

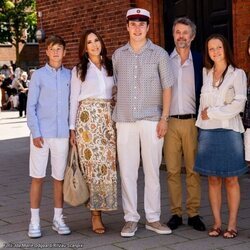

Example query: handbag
[63,145,89,206]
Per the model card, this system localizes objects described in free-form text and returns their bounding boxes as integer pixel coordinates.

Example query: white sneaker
[52,215,71,235]
[121,221,138,237]
[28,223,41,238]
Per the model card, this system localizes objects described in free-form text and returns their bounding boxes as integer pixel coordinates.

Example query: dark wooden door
[163,0,232,54]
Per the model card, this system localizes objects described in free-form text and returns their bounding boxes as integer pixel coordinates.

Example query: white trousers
[116,121,163,223]
[244,128,250,161]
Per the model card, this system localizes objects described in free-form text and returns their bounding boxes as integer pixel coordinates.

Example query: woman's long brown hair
[76,29,113,82]
[204,34,236,87]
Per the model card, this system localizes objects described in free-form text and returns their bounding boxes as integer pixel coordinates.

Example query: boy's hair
[127,19,149,25]
[45,35,66,49]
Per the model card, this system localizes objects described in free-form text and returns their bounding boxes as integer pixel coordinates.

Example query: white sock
[30,208,40,225]
[54,208,63,220]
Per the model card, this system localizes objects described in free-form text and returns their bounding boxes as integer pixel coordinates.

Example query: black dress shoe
[167,215,183,230]
[188,215,206,231]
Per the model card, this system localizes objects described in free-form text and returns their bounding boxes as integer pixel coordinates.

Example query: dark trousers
[18,92,27,117]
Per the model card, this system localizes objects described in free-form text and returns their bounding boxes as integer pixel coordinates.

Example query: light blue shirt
[27,63,71,138]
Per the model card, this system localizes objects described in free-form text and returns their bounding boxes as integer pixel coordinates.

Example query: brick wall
[36,0,250,71]
[19,44,39,70]
[136,0,164,47]
[0,45,16,64]
[232,0,250,71]
[0,44,38,70]
[36,0,133,68]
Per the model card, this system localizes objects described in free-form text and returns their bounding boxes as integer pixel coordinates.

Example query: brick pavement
[0,110,250,249]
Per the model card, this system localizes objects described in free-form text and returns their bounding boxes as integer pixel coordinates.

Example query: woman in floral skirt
[69,29,117,234]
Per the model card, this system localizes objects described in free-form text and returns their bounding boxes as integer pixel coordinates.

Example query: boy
[27,35,71,238]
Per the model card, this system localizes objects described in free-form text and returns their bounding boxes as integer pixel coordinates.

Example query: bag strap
[71,145,85,175]
[68,145,75,168]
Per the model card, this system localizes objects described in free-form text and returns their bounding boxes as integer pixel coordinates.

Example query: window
[26,24,37,44]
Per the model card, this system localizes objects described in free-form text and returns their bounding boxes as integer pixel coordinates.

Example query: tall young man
[112,8,174,237]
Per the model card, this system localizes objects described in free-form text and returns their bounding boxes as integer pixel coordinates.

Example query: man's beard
[176,39,190,48]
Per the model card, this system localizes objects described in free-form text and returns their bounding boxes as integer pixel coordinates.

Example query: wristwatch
[160,115,169,122]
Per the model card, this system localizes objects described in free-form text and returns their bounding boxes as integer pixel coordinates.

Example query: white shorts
[29,137,69,180]
[244,128,250,161]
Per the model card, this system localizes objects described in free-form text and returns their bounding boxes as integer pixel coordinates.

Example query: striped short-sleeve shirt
[112,39,174,122]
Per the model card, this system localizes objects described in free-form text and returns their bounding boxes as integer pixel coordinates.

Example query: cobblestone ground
[0,111,250,249]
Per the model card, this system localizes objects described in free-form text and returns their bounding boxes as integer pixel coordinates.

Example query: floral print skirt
[75,98,117,211]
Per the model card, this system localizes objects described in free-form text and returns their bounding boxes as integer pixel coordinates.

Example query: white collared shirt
[69,60,114,129]
[196,65,247,133]
[169,48,196,115]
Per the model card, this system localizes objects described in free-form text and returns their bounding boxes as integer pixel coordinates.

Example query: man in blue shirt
[27,35,71,238]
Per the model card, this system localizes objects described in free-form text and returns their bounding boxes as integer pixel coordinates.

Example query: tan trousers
[164,118,201,217]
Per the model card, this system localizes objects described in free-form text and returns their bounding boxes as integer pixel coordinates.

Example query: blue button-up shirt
[27,64,71,138]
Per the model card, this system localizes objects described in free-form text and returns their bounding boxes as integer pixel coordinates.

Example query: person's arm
[156,51,174,138]
[111,52,118,106]
[18,81,28,93]
[205,69,247,120]
[26,71,42,139]
[70,130,76,147]
[156,87,172,138]
[112,52,118,85]
[32,137,44,148]
[69,67,82,146]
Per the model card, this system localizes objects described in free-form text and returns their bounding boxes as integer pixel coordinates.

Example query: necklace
[212,73,222,88]
[212,66,227,88]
